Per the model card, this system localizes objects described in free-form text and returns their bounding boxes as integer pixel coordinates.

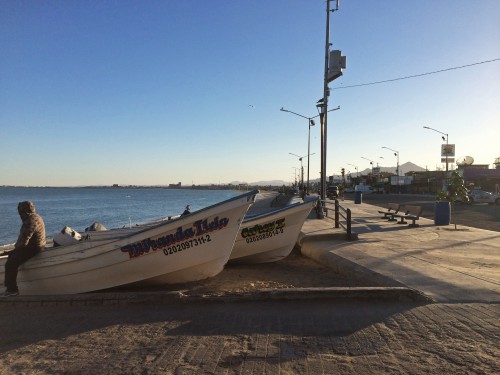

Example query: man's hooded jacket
[15,201,46,251]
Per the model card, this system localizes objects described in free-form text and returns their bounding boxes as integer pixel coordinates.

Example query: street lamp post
[289,152,316,195]
[280,106,339,195]
[280,109,316,195]
[423,125,450,188]
[347,163,359,179]
[361,156,374,174]
[291,167,300,187]
[382,146,400,193]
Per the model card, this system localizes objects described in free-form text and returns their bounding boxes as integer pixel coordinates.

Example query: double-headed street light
[382,146,400,193]
[280,105,339,196]
[280,108,317,195]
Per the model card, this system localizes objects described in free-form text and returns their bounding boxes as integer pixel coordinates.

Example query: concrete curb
[0,286,432,307]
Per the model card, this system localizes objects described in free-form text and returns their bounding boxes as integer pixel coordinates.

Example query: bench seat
[392,205,423,227]
[378,203,400,221]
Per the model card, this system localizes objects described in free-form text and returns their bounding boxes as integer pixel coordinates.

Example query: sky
[1,0,499,187]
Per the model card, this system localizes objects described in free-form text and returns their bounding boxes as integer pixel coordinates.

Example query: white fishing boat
[229,195,319,263]
[0,190,257,295]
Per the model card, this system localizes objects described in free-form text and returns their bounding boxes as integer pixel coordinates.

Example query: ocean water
[0,187,241,245]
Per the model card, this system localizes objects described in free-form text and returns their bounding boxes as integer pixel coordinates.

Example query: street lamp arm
[327,105,340,114]
[423,125,448,139]
[281,105,340,121]
[290,152,315,159]
[280,108,310,120]
[381,146,399,155]
[423,125,450,176]
[361,156,374,163]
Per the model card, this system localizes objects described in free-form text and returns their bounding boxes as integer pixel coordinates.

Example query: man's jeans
[4,247,41,292]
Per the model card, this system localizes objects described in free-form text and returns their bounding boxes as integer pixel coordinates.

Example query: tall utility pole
[319,0,331,207]
[320,0,345,212]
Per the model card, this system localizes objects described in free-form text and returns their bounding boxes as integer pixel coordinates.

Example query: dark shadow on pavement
[0,300,426,354]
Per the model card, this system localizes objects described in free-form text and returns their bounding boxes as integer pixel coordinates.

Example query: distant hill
[356,161,426,176]
[229,180,291,186]
[224,162,426,186]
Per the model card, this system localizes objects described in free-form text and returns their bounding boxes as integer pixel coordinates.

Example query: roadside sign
[441,144,455,157]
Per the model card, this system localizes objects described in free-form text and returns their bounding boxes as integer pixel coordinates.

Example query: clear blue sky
[1,0,499,186]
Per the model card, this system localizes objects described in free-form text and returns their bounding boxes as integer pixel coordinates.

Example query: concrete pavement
[300,199,500,303]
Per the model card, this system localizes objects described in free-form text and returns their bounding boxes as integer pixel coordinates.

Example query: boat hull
[230,197,318,263]
[0,190,257,295]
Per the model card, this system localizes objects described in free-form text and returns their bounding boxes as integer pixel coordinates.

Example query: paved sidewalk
[1,300,499,374]
[300,200,500,303]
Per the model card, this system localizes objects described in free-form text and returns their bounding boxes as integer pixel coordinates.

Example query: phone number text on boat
[241,218,286,243]
[120,216,228,259]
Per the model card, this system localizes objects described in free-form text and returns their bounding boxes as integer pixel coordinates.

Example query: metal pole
[307,122,311,195]
[334,199,340,228]
[397,151,400,193]
[422,125,449,189]
[445,133,449,177]
[347,208,352,241]
[320,0,330,205]
[382,146,400,193]
[300,158,304,193]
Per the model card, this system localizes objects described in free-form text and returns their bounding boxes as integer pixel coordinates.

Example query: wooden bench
[392,205,423,227]
[378,203,400,221]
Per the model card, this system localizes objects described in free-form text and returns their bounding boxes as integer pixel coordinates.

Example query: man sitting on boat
[2,201,46,297]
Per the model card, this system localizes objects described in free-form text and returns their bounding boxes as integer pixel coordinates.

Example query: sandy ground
[110,245,392,297]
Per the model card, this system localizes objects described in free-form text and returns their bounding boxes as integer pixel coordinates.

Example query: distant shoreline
[0,185,239,190]
[0,185,281,191]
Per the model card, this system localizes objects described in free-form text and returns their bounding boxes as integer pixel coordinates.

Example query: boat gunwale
[243,196,318,223]
[1,190,259,264]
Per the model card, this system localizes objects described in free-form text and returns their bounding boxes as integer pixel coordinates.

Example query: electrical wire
[331,58,500,90]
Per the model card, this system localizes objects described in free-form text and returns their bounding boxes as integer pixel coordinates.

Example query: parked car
[344,187,355,193]
[467,190,500,205]
[327,186,339,199]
